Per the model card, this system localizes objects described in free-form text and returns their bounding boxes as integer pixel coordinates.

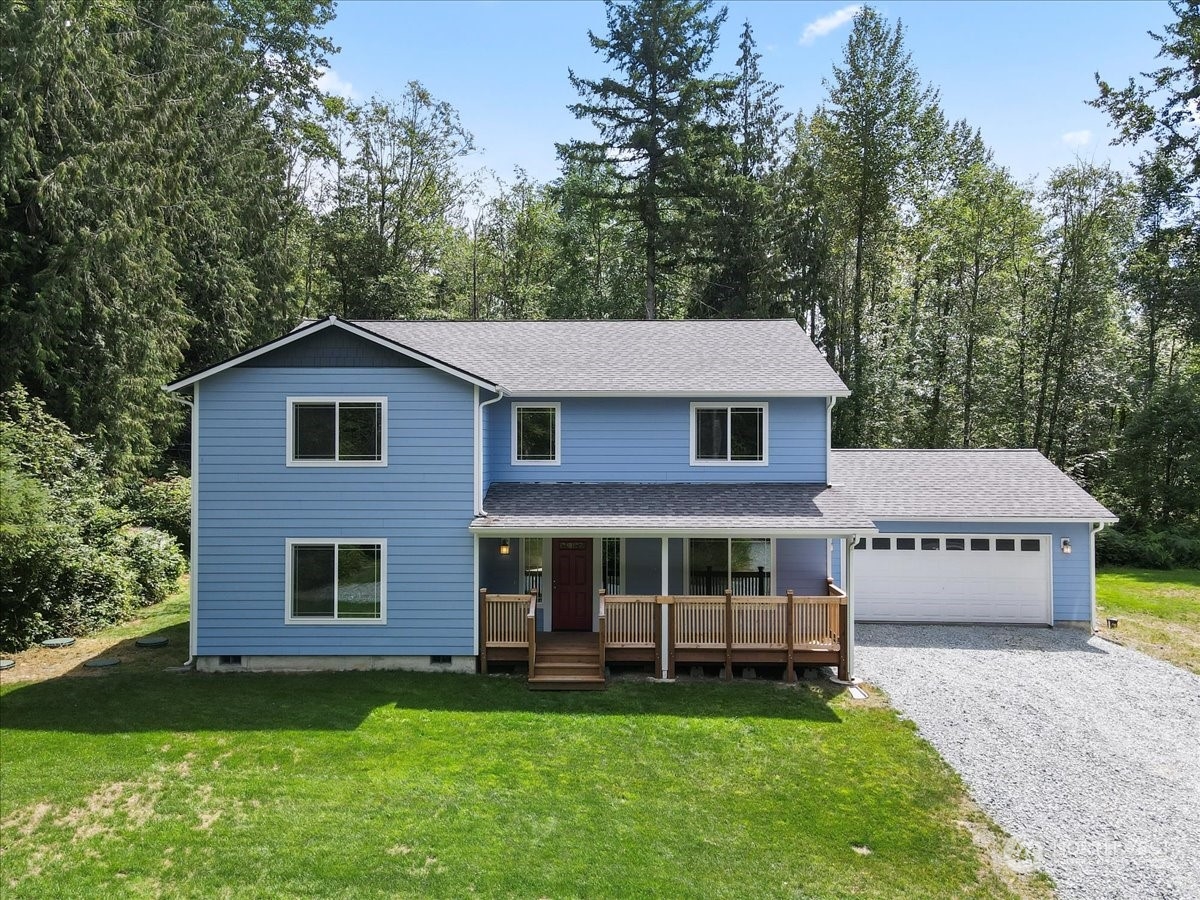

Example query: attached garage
[829,449,1119,628]
[854,533,1052,624]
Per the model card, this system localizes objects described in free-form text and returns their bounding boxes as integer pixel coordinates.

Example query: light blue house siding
[485,396,828,486]
[195,364,477,658]
[830,521,1094,623]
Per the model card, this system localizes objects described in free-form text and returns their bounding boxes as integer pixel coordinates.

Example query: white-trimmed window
[686,537,773,595]
[286,539,386,623]
[690,403,767,465]
[512,403,560,465]
[287,397,386,466]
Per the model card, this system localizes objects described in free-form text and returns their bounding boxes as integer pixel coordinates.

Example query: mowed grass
[1096,567,1200,674]
[1,592,1043,899]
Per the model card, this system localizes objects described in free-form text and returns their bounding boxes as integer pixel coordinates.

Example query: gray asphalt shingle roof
[471,482,875,533]
[830,449,1117,522]
[350,318,848,395]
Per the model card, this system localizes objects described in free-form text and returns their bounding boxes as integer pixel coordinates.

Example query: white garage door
[854,533,1052,624]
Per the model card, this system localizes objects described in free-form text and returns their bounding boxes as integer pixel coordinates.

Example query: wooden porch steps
[529,632,606,691]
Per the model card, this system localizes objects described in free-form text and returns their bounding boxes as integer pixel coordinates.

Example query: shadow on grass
[0,666,843,734]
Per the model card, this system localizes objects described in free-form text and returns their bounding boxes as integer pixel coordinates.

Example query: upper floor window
[513,403,560,465]
[287,397,386,466]
[691,403,767,465]
[286,539,385,623]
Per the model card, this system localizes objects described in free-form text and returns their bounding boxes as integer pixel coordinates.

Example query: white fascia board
[869,515,1120,524]
[502,389,852,399]
[468,525,877,538]
[164,316,501,394]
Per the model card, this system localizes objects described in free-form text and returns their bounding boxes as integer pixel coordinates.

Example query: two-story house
[166,317,1115,688]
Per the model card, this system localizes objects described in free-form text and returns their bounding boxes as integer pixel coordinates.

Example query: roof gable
[164,318,499,393]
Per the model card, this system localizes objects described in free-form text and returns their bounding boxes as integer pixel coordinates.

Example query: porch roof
[471,482,875,536]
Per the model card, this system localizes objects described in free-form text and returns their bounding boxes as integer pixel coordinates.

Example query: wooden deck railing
[599,580,847,681]
[481,581,848,682]
[478,589,539,674]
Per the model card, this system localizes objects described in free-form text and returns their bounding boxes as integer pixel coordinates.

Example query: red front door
[552,538,593,631]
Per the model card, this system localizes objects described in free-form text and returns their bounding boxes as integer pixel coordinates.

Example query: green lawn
[1096,567,1200,674]
[1,593,1046,899]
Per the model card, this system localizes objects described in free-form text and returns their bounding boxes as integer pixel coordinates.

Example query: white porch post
[472,533,480,656]
[844,536,856,681]
[660,537,670,679]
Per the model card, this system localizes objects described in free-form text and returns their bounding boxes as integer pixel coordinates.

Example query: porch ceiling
[471,482,875,536]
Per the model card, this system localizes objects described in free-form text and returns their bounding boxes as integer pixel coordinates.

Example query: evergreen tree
[695,21,790,319]
[811,6,942,445]
[561,0,734,319]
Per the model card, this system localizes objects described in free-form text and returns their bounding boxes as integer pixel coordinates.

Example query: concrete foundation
[195,654,476,674]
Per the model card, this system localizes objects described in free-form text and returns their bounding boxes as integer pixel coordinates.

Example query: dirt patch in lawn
[954,802,1056,900]
[0,623,185,685]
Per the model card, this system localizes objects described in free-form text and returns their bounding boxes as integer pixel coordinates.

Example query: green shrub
[117,527,187,606]
[130,474,190,553]
[1097,526,1200,569]
[0,519,139,651]
[0,387,186,651]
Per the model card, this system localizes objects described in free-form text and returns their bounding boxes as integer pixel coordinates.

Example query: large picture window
[513,403,560,465]
[691,403,766,464]
[288,397,386,465]
[286,540,385,623]
[687,538,772,595]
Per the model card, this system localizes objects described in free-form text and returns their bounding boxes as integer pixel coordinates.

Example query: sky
[318,0,1170,191]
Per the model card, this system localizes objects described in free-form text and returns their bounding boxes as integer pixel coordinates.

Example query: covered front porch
[471,482,872,688]
[479,579,849,688]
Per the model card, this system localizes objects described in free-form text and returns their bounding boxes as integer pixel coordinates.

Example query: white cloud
[1061,129,1092,148]
[799,5,862,45]
[317,67,356,99]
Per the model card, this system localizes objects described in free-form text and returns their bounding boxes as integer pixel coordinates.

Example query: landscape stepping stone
[135,637,169,648]
[83,658,120,668]
[0,659,14,670]
[41,637,76,649]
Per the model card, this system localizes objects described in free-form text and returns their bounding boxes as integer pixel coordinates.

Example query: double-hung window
[513,403,560,465]
[286,539,386,623]
[691,403,767,465]
[288,397,386,466]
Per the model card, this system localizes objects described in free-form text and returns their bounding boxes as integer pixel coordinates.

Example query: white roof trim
[870,515,1119,524]
[503,390,852,399]
[469,525,876,538]
[164,317,502,393]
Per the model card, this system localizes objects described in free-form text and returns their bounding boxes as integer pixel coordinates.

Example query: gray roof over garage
[830,449,1117,522]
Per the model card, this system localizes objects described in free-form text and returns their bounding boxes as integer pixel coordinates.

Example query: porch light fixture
[1060,537,1072,555]
[499,539,511,556]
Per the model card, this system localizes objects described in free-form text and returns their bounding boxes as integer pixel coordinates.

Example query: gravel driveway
[856,625,1200,900]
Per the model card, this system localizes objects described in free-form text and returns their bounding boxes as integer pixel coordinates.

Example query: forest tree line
[2,0,1199,561]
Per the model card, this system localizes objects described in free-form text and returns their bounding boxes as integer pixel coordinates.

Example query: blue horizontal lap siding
[196,366,476,657]
[831,521,1094,623]
[486,396,828,484]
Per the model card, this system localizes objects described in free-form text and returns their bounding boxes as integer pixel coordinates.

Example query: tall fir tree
[810,6,942,445]
[695,21,790,319]
[561,0,734,319]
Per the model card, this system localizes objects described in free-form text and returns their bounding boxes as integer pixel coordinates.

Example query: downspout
[473,386,504,661]
[825,396,837,486]
[167,389,198,669]
[475,387,505,515]
[1089,521,1107,633]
